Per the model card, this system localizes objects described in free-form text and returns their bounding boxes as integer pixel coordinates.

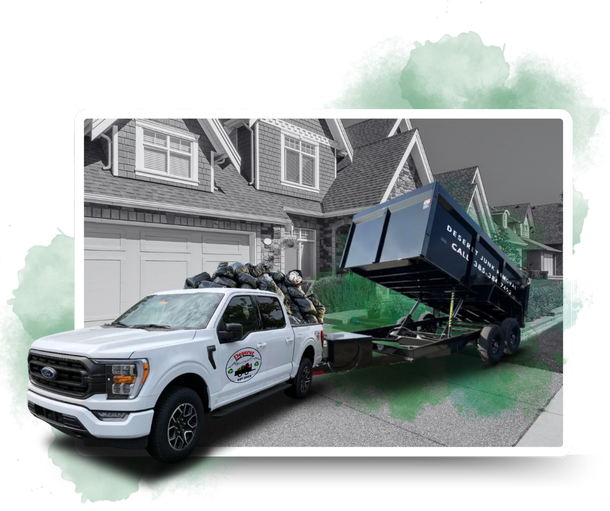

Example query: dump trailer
[325,181,530,367]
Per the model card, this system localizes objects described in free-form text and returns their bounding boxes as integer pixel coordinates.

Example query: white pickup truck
[27,288,324,462]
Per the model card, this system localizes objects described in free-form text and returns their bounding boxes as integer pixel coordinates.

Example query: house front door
[284,228,316,279]
[543,253,554,276]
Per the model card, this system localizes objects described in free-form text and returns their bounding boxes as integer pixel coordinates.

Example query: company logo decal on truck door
[226,349,262,383]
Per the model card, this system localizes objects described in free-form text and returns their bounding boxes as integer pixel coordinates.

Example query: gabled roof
[322,129,417,213]
[530,203,563,245]
[433,167,479,211]
[493,203,531,223]
[344,119,397,149]
[522,237,562,253]
[84,154,323,224]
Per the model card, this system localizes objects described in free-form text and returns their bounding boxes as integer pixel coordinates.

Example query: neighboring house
[83,118,434,326]
[433,166,495,237]
[530,203,563,276]
[491,203,562,276]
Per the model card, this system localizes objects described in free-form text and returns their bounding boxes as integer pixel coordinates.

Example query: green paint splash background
[4,30,601,502]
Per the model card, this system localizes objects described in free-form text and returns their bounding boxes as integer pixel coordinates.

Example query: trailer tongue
[327,181,530,368]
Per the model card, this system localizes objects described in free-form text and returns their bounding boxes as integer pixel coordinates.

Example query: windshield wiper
[105,321,132,328]
[131,324,172,329]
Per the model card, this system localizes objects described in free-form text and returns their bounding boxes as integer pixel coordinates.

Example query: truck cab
[27,288,323,463]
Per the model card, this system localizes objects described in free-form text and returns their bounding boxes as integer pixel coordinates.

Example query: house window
[281,134,319,191]
[135,121,198,184]
[502,211,508,229]
[523,218,529,238]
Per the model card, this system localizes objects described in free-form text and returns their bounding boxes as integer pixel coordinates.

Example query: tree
[491,226,522,267]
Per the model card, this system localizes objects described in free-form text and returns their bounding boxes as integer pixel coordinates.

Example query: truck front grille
[28,350,106,399]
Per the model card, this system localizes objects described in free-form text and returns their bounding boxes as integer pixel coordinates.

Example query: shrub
[526,280,563,321]
[308,272,378,314]
[527,270,549,280]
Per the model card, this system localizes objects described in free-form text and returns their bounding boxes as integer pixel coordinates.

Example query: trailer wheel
[477,325,505,366]
[501,318,521,355]
[146,386,204,463]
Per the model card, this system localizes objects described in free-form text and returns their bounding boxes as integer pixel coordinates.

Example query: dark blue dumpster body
[340,181,530,328]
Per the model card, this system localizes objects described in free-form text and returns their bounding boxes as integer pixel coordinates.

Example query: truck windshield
[109,293,224,330]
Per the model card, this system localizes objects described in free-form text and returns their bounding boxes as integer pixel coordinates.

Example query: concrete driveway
[77,321,563,454]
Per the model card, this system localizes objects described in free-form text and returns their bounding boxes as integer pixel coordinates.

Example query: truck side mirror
[219,323,243,342]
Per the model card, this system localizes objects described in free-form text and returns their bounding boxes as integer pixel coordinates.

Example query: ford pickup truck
[27,288,324,463]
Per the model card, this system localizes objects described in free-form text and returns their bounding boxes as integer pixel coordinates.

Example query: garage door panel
[140,230,191,253]
[85,226,125,251]
[85,259,122,324]
[202,233,250,255]
[140,258,190,297]
[85,222,253,326]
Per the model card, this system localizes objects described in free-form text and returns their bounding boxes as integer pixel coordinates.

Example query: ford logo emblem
[41,366,57,380]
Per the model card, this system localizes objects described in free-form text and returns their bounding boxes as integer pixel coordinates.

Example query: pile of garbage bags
[184,262,325,325]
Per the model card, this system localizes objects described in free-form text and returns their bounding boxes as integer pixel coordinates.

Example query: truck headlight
[94,359,149,399]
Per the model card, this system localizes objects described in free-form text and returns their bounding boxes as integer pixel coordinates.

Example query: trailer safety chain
[324,340,363,375]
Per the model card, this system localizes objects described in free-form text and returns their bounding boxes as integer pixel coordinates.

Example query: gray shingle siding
[257,121,335,200]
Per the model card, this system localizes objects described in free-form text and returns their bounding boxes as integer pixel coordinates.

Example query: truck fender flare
[150,361,213,407]
[291,339,317,378]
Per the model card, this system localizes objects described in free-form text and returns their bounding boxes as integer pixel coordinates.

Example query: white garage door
[85,222,253,327]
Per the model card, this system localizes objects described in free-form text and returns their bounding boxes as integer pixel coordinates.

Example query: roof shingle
[433,167,478,211]
[344,119,397,149]
[530,203,563,245]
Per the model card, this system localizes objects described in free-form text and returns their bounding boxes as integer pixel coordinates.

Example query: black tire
[147,386,204,463]
[286,357,313,399]
[501,318,521,355]
[477,324,505,366]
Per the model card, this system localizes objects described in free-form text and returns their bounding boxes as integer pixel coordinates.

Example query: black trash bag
[303,314,319,324]
[256,276,272,291]
[288,315,302,325]
[306,292,320,306]
[213,276,237,288]
[197,280,223,289]
[275,287,286,304]
[291,309,304,322]
[257,275,278,292]
[293,297,316,315]
[184,272,212,289]
[257,262,269,275]
[314,303,326,323]
[287,286,305,299]
[215,264,235,279]
[270,271,285,284]
[279,283,289,295]
[240,284,253,289]
[246,263,263,277]
[217,261,229,267]
[231,262,249,274]
[235,272,258,287]
[284,269,304,287]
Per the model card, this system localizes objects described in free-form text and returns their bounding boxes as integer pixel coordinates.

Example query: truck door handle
[285,338,294,343]
[257,343,267,348]
[207,345,217,370]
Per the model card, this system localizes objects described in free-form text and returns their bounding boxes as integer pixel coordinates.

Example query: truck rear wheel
[147,386,204,463]
[477,324,505,366]
[417,312,437,333]
[501,318,521,355]
[286,357,313,399]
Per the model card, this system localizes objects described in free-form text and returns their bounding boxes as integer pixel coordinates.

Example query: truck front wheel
[286,357,313,399]
[147,386,204,463]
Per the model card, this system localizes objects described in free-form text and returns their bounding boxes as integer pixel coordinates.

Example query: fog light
[93,411,129,420]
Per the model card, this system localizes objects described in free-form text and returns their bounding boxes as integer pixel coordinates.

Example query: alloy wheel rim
[168,403,198,451]
[300,366,312,393]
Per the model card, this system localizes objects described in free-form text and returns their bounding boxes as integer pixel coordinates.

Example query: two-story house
[491,203,562,276]
[83,118,434,326]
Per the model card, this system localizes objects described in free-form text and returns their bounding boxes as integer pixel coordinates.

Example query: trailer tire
[501,318,521,355]
[477,324,505,366]
[286,357,313,399]
[146,386,204,463]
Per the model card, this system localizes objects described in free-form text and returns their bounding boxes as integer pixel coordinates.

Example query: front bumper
[27,390,154,440]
